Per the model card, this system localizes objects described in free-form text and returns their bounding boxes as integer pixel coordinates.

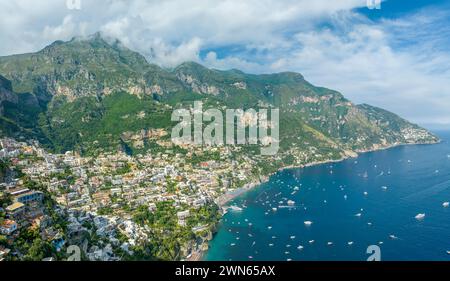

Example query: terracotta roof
[0,219,17,228]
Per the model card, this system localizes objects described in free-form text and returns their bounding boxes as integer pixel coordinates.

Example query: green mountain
[0,33,438,166]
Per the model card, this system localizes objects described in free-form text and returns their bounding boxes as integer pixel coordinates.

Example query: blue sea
[205,131,450,261]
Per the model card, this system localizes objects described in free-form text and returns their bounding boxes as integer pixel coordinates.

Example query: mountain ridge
[0,33,439,167]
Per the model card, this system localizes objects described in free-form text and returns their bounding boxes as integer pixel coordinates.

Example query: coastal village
[0,125,437,261]
[0,135,267,261]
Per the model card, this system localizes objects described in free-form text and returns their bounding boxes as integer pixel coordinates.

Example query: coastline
[188,139,440,261]
[216,140,440,208]
[215,176,270,208]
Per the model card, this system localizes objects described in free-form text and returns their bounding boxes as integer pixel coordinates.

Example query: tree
[24,238,53,261]
[0,192,12,208]
[0,235,7,246]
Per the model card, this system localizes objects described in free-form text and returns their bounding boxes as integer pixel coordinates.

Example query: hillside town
[0,136,268,261]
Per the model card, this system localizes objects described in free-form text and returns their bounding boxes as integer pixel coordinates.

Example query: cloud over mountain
[0,0,449,125]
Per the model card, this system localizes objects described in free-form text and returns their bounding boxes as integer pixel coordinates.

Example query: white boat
[348,241,354,246]
[229,205,243,212]
[272,208,278,212]
[297,245,304,250]
[290,236,296,239]
[327,242,333,246]
[267,226,272,230]
[381,186,388,191]
[443,202,449,208]
[415,213,426,220]
[287,200,295,206]
[309,240,315,244]
[269,243,274,247]
[230,243,236,246]
[447,251,450,255]
[355,213,362,217]
[389,235,399,240]
[364,192,368,196]
[304,221,313,226]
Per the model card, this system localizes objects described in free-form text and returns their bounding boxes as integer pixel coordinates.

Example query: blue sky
[0,0,449,127]
[359,0,449,19]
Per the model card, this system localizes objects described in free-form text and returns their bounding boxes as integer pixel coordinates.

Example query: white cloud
[146,37,203,67]
[0,0,367,60]
[203,51,261,73]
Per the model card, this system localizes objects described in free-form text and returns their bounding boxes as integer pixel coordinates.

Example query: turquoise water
[206,131,450,261]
